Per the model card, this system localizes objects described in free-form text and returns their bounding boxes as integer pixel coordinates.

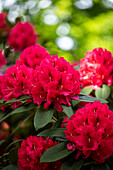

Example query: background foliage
[1,0,113,62]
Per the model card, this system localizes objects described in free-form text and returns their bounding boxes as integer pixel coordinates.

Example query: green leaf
[6,95,31,104]
[91,163,110,170]
[0,102,9,108]
[81,86,93,95]
[71,100,80,107]
[0,140,5,146]
[0,99,4,103]
[61,159,74,170]
[2,164,19,170]
[79,94,108,103]
[83,160,96,165]
[34,106,54,130]
[9,148,18,164]
[74,65,80,70]
[62,105,73,118]
[11,113,33,135]
[11,103,37,115]
[95,84,110,100]
[40,142,73,163]
[0,96,31,108]
[71,159,84,170]
[0,112,12,123]
[52,117,64,128]
[0,103,37,123]
[37,128,66,137]
[5,139,23,152]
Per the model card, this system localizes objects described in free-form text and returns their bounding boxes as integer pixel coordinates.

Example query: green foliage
[0,1,113,169]
[79,93,108,103]
[9,148,18,164]
[91,163,110,170]
[40,142,73,163]
[71,159,84,170]
[95,84,111,99]
[2,164,19,170]
[37,128,66,137]
[81,86,93,95]
[34,105,54,130]
[62,105,74,118]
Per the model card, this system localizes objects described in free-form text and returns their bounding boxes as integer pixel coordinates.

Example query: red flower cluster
[79,48,113,89]
[0,12,10,37]
[16,44,51,69]
[65,101,113,163]
[18,136,62,170]
[2,64,31,101]
[8,22,37,51]
[0,50,6,67]
[0,45,80,112]
[31,55,80,112]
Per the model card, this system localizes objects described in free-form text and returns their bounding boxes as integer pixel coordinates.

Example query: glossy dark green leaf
[0,112,12,123]
[91,163,110,170]
[71,159,84,170]
[9,148,18,164]
[11,103,37,115]
[62,105,73,118]
[52,117,64,128]
[11,113,32,135]
[37,128,66,137]
[40,142,73,163]
[34,106,54,130]
[2,164,19,170]
[0,140,5,146]
[61,159,74,170]
[5,139,23,152]
[71,100,80,107]
[0,103,36,123]
[6,95,31,104]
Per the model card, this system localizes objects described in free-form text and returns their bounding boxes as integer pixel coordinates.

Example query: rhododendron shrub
[16,44,51,69]
[0,45,112,170]
[65,101,113,163]
[8,22,37,51]
[18,136,62,170]
[31,55,81,112]
[79,48,113,89]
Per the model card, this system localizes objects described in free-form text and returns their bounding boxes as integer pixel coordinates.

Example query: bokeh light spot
[56,36,74,51]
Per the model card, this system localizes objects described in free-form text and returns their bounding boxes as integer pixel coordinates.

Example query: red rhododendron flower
[31,55,81,112]
[65,101,113,163]
[2,64,32,101]
[8,22,37,51]
[0,75,3,99]
[61,116,70,128]
[18,136,62,170]
[79,48,113,89]
[0,12,10,37]
[16,44,51,69]
[0,50,6,67]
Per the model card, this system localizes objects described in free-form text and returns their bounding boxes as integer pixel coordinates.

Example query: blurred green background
[1,0,113,62]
